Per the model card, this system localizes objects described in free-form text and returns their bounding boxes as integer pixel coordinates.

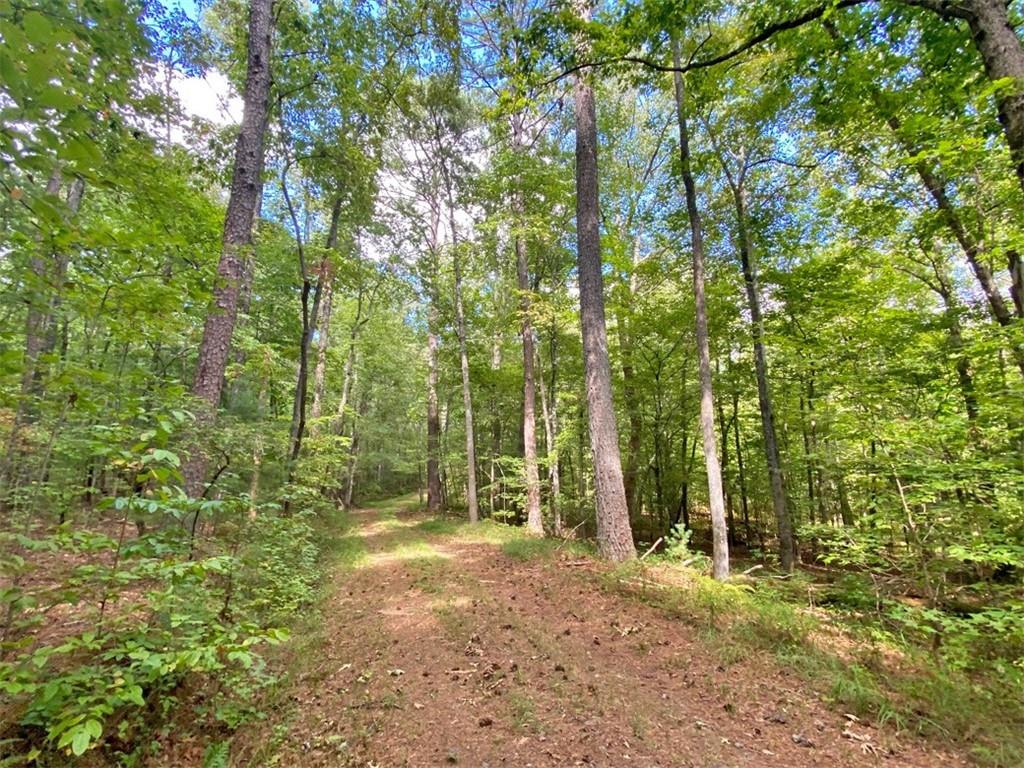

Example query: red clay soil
[229,507,966,768]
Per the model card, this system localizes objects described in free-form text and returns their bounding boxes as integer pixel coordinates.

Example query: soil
[228,503,967,768]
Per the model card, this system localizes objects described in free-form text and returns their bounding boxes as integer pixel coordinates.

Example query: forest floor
[227,497,970,768]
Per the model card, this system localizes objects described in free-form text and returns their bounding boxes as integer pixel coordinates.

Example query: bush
[0,484,327,762]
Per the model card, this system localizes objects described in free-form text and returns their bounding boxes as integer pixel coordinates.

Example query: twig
[555,520,587,550]
[640,537,664,561]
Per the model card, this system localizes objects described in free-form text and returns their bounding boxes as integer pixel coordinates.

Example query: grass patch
[414,518,462,536]
[433,598,475,644]
[501,537,560,560]
[334,530,368,570]
[507,691,540,733]
[498,532,594,561]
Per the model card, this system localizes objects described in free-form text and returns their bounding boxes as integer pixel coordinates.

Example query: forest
[1,0,1022,765]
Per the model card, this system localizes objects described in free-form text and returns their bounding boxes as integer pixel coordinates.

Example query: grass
[599,559,1024,767]
[507,691,540,733]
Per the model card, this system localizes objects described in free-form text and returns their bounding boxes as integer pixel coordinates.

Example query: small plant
[661,524,712,571]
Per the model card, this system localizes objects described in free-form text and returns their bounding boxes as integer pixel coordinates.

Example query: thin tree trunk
[344,393,369,509]
[248,434,263,519]
[283,169,327,477]
[671,36,728,580]
[445,179,480,523]
[515,205,543,533]
[427,298,443,514]
[618,236,643,521]
[732,180,794,570]
[333,282,366,439]
[538,336,563,535]
[310,199,343,432]
[800,389,815,525]
[41,177,85,362]
[715,360,735,546]
[732,388,751,544]
[184,0,274,497]
[489,330,502,516]
[573,0,636,562]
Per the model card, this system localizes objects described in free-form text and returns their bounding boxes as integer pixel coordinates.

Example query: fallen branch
[640,537,664,561]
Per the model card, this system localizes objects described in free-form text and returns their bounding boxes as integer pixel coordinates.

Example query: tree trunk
[962,0,1024,195]
[800,389,815,524]
[41,177,85,362]
[283,173,327,477]
[671,36,729,580]
[618,236,643,521]
[732,182,795,570]
[538,337,563,535]
[488,325,503,517]
[310,199,343,432]
[333,282,366,439]
[427,298,443,514]
[344,393,369,509]
[446,184,480,523]
[515,203,543,534]
[573,0,636,561]
[732,387,751,544]
[715,361,736,546]
[184,0,274,497]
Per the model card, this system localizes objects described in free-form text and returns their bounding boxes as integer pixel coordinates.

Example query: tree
[573,0,637,562]
[670,37,729,580]
[183,0,274,497]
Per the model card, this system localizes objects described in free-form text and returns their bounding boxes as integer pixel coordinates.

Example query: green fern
[202,740,230,768]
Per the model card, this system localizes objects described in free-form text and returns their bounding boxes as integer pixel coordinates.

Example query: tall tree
[573,0,636,562]
[183,0,274,497]
[671,37,729,580]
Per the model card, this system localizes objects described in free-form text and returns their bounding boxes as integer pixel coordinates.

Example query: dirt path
[240,499,966,768]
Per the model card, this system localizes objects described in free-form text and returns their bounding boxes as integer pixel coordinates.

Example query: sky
[170,67,242,127]
[162,0,242,130]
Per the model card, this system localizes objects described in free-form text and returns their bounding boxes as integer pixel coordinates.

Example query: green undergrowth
[234,508,370,767]
[0,467,353,766]
[599,558,1024,767]
[500,535,593,561]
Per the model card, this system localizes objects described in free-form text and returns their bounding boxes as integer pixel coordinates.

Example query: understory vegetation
[2,0,1023,764]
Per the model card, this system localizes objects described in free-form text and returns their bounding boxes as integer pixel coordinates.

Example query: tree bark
[731,180,795,570]
[573,0,636,561]
[427,298,443,514]
[715,360,736,546]
[184,0,274,497]
[732,387,751,544]
[515,202,543,534]
[538,336,563,535]
[961,0,1024,195]
[617,236,643,521]
[283,170,327,477]
[310,199,343,432]
[671,36,729,580]
[446,181,480,523]
[344,392,369,508]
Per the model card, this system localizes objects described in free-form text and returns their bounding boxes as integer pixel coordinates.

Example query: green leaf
[22,11,53,47]
[70,727,92,756]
